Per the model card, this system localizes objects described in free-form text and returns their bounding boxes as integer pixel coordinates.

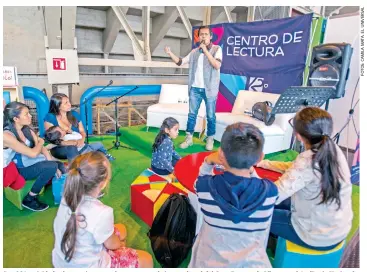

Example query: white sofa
[146,84,206,132]
[214,90,295,154]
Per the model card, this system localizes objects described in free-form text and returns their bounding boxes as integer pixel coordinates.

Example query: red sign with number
[53,58,66,70]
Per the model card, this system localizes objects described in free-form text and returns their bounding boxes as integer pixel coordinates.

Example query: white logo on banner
[248,77,269,92]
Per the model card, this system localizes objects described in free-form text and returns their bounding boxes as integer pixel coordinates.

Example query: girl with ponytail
[151,117,181,175]
[257,107,353,250]
[3,101,66,212]
[52,152,152,268]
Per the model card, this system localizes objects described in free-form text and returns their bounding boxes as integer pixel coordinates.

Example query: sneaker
[179,133,193,149]
[106,153,116,161]
[22,194,49,212]
[98,192,105,199]
[205,136,214,151]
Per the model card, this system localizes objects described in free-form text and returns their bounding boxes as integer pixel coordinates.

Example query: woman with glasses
[257,107,353,251]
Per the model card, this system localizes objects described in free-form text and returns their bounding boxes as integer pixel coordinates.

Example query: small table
[174,151,282,193]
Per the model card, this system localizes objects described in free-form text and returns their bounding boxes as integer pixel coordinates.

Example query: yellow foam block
[150,182,167,190]
[132,176,150,185]
[286,240,345,255]
[171,182,189,193]
[153,193,170,218]
[142,189,162,202]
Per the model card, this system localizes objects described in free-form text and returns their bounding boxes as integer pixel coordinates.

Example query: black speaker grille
[309,64,340,87]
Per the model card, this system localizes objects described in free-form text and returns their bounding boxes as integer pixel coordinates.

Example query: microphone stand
[106,86,139,151]
[77,80,113,144]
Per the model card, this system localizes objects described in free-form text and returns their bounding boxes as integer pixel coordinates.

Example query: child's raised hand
[256,160,266,168]
[168,173,176,183]
[205,152,222,165]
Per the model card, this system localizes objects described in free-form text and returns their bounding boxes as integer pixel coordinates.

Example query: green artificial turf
[3,126,360,268]
[119,125,221,157]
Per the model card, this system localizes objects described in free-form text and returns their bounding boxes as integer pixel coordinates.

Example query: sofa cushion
[215,113,285,136]
[147,103,205,118]
[159,84,189,104]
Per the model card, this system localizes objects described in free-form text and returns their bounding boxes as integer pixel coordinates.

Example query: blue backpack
[52,174,67,204]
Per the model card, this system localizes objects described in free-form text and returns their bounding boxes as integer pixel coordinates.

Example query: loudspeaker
[308,43,353,99]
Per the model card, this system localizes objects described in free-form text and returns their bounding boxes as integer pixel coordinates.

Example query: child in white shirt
[52,151,152,268]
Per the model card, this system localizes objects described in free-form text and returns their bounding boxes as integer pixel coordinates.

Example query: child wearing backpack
[189,122,278,268]
[52,151,153,268]
[151,117,181,176]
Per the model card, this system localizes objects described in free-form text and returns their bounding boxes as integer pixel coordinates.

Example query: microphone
[199,40,205,53]
[76,80,114,109]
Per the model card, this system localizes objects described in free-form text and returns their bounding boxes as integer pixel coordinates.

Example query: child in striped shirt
[189,122,278,268]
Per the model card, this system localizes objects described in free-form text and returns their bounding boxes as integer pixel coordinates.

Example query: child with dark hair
[257,107,353,250]
[52,151,153,268]
[151,117,181,175]
[45,126,115,161]
[189,122,278,268]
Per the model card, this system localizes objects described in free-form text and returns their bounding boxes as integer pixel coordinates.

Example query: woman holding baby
[44,93,115,162]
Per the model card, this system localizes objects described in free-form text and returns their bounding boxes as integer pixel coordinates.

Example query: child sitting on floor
[52,151,153,268]
[45,125,115,161]
[151,117,181,177]
[188,122,279,268]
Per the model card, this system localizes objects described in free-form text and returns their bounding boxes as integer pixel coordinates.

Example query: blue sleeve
[172,149,181,161]
[44,113,57,126]
[159,138,174,173]
[194,175,210,193]
[71,110,81,123]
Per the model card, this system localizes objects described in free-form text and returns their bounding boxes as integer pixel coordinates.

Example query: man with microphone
[164,25,222,151]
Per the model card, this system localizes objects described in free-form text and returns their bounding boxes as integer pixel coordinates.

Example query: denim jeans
[187,87,217,137]
[270,198,342,251]
[18,160,66,194]
[86,142,108,155]
[51,142,107,161]
[50,145,79,162]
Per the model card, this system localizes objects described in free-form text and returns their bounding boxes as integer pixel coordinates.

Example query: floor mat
[3,128,360,268]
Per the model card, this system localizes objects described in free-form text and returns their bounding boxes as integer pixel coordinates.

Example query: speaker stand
[270,86,335,152]
[325,99,330,111]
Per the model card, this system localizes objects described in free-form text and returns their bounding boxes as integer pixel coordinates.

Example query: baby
[45,126,115,161]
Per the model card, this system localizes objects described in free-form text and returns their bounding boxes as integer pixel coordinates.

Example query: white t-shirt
[63,131,85,151]
[52,196,114,268]
[182,46,223,89]
[63,131,83,141]
[3,146,16,168]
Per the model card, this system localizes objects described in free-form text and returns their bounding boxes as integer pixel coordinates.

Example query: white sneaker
[179,133,193,149]
[205,136,214,151]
